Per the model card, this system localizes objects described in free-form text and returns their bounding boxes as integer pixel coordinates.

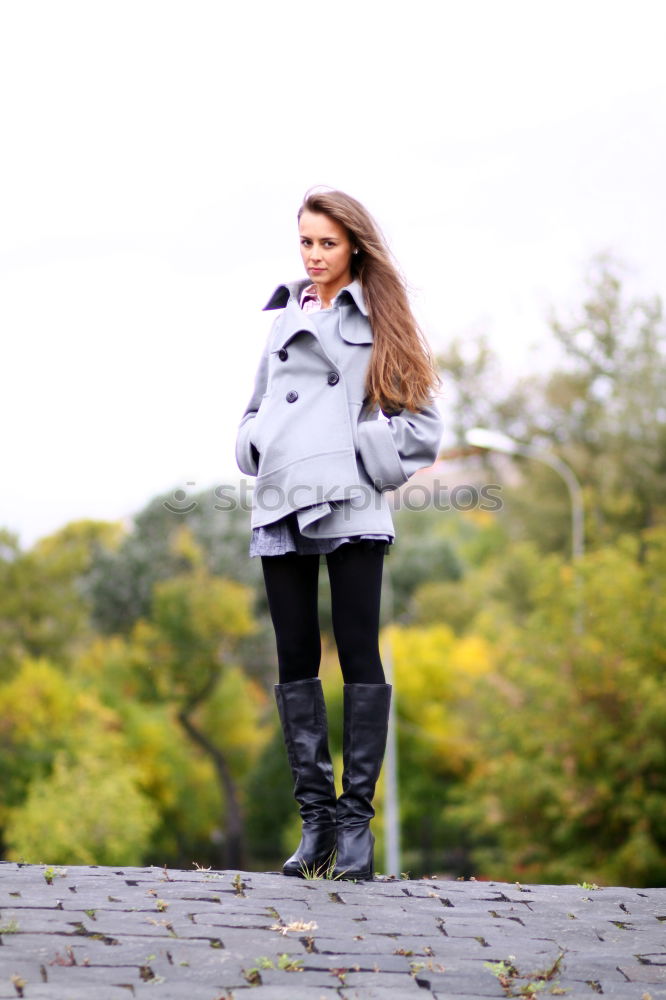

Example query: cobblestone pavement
[0,863,664,999]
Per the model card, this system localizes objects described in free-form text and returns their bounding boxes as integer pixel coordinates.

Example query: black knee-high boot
[332,683,392,881]
[274,677,337,877]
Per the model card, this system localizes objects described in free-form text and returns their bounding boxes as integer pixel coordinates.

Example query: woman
[235,189,443,880]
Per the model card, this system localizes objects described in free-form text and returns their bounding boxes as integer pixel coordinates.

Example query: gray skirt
[249,512,392,558]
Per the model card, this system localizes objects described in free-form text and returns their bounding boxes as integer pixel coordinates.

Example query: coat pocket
[249,393,270,453]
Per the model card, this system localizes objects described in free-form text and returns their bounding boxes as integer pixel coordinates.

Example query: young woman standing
[235,189,443,880]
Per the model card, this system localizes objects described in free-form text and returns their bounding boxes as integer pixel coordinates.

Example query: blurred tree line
[1,256,664,885]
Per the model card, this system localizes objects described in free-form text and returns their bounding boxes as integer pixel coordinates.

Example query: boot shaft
[274,677,336,826]
[338,683,392,824]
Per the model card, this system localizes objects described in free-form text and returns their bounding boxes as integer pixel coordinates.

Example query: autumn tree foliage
[450,529,666,886]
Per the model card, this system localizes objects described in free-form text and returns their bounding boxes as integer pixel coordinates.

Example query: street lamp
[464,427,584,560]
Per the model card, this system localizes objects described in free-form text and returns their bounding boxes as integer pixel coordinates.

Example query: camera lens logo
[163,483,198,513]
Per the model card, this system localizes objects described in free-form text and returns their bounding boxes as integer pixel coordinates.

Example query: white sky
[2,0,665,547]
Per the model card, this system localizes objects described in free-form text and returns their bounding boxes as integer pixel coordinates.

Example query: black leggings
[261,543,386,685]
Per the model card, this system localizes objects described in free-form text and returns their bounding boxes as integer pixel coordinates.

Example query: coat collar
[263,278,369,318]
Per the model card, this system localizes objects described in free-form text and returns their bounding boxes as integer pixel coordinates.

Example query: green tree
[85,491,262,634]
[0,657,121,814]
[5,752,159,866]
[0,656,158,864]
[104,537,266,869]
[451,527,666,886]
[0,521,119,679]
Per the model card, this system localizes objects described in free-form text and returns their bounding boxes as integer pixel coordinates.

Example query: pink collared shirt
[299,283,327,313]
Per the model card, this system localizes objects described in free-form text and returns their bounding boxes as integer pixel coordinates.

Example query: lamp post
[464,428,584,560]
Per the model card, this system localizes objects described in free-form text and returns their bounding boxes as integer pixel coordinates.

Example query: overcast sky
[2,0,665,548]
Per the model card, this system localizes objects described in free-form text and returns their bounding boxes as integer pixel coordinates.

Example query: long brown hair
[297,189,441,414]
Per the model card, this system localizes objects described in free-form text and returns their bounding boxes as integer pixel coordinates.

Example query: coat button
[278,348,288,361]
[327,371,340,385]
[286,390,298,403]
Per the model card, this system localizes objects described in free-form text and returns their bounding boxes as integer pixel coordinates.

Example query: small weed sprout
[43,866,67,885]
[277,954,303,971]
[485,952,567,997]
[243,957,274,985]
[298,855,338,880]
[11,975,26,997]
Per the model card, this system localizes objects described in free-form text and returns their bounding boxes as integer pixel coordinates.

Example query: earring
[352,249,359,255]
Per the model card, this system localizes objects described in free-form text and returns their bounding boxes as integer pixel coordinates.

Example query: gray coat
[235,279,443,538]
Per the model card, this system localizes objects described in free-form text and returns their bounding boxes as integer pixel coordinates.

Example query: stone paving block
[131,984,238,1000]
[260,966,357,989]
[564,954,656,980]
[0,908,96,935]
[298,915,389,937]
[240,988,342,999]
[160,884,228,897]
[342,968,432,990]
[0,986,136,1000]
[147,956,245,984]
[430,996,499,1000]
[58,909,175,936]
[304,903,378,923]
[341,990,429,1000]
[304,934,408,955]
[415,969,505,996]
[189,910,276,929]
[617,962,666,983]
[433,936,505,959]
[350,919,427,937]
[54,935,184,965]
[329,891,408,907]
[274,901,342,920]
[154,927,226,947]
[364,933,444,956]
[581,990,666,1000]
[506,912,601,930]
[299,952,411,973]
[193,926,287,952]
[472,931,570,956]
[362,953,417,973]
[7,892,129,912]
[243,883,323,900]
[64,930,228,958]
[39,963,145,986]
[387,902,456,921]
[0,930,120,962]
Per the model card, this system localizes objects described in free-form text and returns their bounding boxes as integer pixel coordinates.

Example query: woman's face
[298,210,354,302]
